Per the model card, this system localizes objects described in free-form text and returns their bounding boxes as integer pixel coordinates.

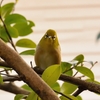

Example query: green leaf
[20,49,35,55]
[42,64,61,86]
[16,39,36,48]
[60,95,78,100]
[5,14,27,25]
[0,26,9,42]
[7,25,19,38]
[14,94,24,100]
[61,62,73,76]
[13,22,34,36]
[75,66,94,80]
[76,96,83,100]
[1,3,15,18]
[21,84,32,92]
[26,92,38,100]
[51,82,60,92]
[0,75,3,84]
[73,54,84,63]
[61,82,77,94]
[28,20,35,27]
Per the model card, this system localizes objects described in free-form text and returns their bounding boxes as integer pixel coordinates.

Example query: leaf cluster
[0,1,36,53]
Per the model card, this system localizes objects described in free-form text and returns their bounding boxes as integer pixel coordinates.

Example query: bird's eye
[45,34,56,40]
[45,34,49,38]
[52,36,56,40]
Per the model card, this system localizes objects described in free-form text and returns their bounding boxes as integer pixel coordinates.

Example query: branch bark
[60,75,100,94]
[0,39,60,100]
[1,61,100,95]
[0,82,30,95]
[33,67,100,94]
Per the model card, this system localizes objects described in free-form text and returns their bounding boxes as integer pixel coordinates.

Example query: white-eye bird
[34,29,61,70]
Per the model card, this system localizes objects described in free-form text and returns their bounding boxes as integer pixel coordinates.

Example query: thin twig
[0,68,12,73]
[0,17,17,51]
[0,73,18,78]
[3,75,21,82]
[73,71,78,77]
[0,0,17,51]
[54,90,72,100]
[90,61,98,69]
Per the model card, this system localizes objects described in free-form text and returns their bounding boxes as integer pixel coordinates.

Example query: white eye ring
[45,34,49,38]
[45,34,56,40]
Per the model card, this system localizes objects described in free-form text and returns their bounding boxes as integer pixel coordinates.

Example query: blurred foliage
[96,32,100,42]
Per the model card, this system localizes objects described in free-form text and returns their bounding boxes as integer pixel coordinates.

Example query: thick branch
[0,39,60,100]
[34,67,100,94]
[72,86,85,97]
[0,82,30,95]
[1,62,100,95]
[60,75,100,94]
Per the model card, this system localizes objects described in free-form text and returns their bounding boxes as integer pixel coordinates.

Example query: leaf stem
[0,16,17,51]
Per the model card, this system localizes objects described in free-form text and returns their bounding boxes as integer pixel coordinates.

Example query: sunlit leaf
[73,54,84,64]
[76,96,82,100]
[26,92,38,100]
[14,94,24,100]
[21,84,33,92]
[1,3,15,18]
[60,95,78,100]
[42,64,61,86]
[61,62,73,76]
[51,82,60,92]
[28,20,35,27]
[75,66,94,80]
[20,49,35,55]
[16,39,36,48]
[61,82,77,94]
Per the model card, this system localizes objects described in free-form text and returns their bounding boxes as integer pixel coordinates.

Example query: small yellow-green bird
[34,29,61,70]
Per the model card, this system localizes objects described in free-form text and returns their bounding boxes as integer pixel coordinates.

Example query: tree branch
[0,82,30,95]
[60,75,100,94]
[0,61,10,68]
[72,86,86,97]
[1,61,100,95]
[0,39,60,100]
[3,75,21,82]
[33,67,100,94]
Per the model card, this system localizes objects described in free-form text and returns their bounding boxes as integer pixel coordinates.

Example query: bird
[34,29,61,70]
